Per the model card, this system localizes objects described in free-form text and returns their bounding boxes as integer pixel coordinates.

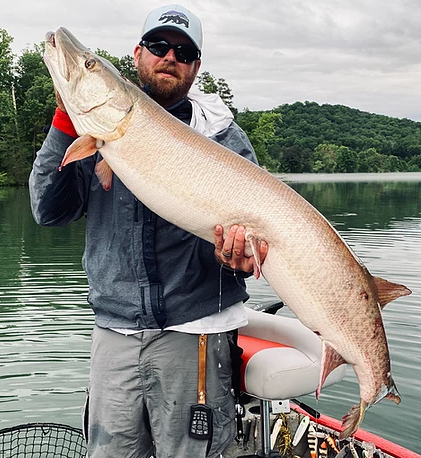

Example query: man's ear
[133,44,142,68]
[194,59,202,76]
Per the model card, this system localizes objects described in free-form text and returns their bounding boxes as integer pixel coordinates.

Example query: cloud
[3,0,421,120]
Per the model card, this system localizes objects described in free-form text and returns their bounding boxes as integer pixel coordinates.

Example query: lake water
[0,174,420,454]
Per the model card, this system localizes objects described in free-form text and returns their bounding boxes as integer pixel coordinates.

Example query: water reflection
[0,187,92,426]
[0,176,420,453]
[288,179,421,230]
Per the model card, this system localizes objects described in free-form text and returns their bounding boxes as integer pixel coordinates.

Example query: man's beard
[137,63,195,105]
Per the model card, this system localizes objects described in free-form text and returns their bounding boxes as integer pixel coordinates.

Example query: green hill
[236,101,421,173]
[2,22,421,183]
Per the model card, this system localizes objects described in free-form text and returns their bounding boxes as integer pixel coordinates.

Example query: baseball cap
[141,4,203,52]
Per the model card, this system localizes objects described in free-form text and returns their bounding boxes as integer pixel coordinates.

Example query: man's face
[134,30,201,108]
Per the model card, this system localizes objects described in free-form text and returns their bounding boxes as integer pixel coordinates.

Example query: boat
[224,302,421,458]
[223,397,421,457]
[1,301,419,458]
[223,396,421,457]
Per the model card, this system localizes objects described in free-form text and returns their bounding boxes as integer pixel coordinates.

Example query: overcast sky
[3,0,421,121]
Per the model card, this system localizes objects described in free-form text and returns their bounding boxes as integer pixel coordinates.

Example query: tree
[0,90,16,178]
[357,148,386,172]
[406,155,421,172]
[96,50,138,84]
[236,109,261,136]
[196,71,236,114]
[118,54,139,84]
[0,28,14,91]
[275,146,313,173]
[4,28,421,182]
[336,146,358,173]
[13,43,49,108]
[196,70,218,94]
[313,144,339,173]
[215,77,235,115]
[95,49,120,67]
[19,74,56,158]
[0,29,18,184]
[13,46,56,175]
[246,112,282,170]
[385,155,405,172]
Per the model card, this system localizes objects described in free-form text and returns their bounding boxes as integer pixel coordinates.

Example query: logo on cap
[159,10,189,28]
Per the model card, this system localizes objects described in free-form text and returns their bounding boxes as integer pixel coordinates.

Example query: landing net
[0,423,87,458]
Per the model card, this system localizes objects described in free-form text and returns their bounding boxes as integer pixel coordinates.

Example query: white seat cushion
[239,308,346,400]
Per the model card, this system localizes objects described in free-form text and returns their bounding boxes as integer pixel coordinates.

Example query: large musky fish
[43,27,411,439]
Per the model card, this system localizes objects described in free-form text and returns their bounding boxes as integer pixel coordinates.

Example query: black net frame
[0,423,87,458]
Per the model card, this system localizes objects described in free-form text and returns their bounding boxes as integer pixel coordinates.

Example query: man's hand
[214,224,268,277]
[55,88,67,113]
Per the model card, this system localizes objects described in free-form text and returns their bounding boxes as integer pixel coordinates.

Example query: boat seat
[236,307,347,457]
[239,307,346,400]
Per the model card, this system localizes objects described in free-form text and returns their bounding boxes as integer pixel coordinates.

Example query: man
[29,4,266,457]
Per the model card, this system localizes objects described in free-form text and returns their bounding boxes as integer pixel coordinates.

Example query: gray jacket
[29,96,257,330]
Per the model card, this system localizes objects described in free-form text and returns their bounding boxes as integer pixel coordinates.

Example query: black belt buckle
[189,404,213,440]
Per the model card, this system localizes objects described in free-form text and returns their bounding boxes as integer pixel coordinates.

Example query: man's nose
[164,48,177,62]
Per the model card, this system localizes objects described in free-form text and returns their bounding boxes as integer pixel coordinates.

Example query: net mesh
[0,423,87,458]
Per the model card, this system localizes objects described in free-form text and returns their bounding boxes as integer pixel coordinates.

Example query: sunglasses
[140,40,201,64]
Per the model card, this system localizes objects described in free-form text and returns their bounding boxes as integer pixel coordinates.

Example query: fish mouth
[44,30,70,82]
[46,31,56,48]
[44,28,85,83]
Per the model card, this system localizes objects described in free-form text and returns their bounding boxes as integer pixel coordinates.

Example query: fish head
[44,27,137,141]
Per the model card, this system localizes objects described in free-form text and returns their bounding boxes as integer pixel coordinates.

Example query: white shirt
[111,301,248,336]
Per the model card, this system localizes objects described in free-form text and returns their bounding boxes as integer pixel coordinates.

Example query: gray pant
[83,326,235,458]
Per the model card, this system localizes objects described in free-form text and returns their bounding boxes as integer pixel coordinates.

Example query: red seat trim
[238,335,290,392]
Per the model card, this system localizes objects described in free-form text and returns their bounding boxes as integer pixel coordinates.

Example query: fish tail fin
[373,276,411,308]
[340,378,401,439]
[386,390,402,405]
[339,400,368,439]
[378,377,401,405]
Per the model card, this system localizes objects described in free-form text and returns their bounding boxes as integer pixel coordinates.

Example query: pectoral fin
[59,134,99,170]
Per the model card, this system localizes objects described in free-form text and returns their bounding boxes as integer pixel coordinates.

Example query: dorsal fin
[373,276,411,309]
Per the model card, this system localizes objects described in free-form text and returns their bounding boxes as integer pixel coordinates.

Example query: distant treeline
[237,102,421,173]
[1,28,421,186]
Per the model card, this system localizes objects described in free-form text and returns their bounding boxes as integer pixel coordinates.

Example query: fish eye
[85,58,96,69]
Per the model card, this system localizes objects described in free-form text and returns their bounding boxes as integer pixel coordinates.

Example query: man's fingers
[214,224,268,273]
[232,226,246,258]
[222,225,238,256]
[55,88,67,113]
[214,224,224,250]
